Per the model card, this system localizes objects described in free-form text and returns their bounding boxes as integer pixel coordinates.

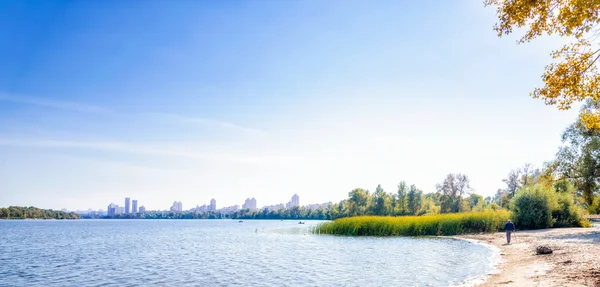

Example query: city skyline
[96,194,309,214]
[0,1,580,211]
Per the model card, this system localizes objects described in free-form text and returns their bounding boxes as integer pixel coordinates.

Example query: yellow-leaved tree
[485,0,600,129]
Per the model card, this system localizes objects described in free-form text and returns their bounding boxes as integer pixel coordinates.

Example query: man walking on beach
[504,219,515,244]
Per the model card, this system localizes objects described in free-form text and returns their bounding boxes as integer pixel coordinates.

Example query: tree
[484,196,493,205]
[436,173,472,213]
[502,163,540,198]
[397,181,408,215]
[548,109,600,205]
[0,206,78,219]
[511,185,556,229]
[503,169,521,198]
[468,194,484,210]
[370,184,392,216]
[348,188,370,216]
[421,196,440,214]
[407,185,423,215]
[485,0,600,130]
[520,163,540,187]
[0,208,8,218]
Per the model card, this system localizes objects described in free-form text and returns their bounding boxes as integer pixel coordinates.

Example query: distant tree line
[0,206,79,219]
[230,205,329,220]
[83,211,228,220]
[86,207,329,220]
[320,177,500,220]
[223,176,497,220]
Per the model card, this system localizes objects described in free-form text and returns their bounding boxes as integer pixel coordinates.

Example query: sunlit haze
[0,1,580,211]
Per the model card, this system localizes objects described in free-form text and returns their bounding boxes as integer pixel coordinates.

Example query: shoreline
[450,237,502,287]
[458,227,600,286]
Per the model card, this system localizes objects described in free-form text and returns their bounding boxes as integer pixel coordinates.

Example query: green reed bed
[314,211,512,236]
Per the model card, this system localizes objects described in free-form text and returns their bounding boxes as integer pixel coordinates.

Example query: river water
[0,220,496,286]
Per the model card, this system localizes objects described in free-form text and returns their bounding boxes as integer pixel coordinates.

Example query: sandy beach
[459,225,600,287]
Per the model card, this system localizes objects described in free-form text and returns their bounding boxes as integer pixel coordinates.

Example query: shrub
[511,185,556,229]
[553,192,590,227]
[486,202,501,211]
[589,197,600,214]
[313,210,512,236]
[511,184,591,229]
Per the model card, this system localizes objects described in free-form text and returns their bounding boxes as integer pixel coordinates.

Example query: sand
[458,226,600,287]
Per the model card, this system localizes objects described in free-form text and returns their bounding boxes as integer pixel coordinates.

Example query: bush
[313,210,512,236]
[511,185,556,229]
[589,197,600,214]
[486,202,501,211]
[512,184,591,229]
[553,192,590,227]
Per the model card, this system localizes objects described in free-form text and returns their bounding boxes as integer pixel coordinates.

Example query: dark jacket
[504,221,515,231]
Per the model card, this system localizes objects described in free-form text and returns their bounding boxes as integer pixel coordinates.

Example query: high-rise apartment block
[107,203,117,215]
[209,198,216,211]
[286,194,300,208]
[139,206,146,213]
[125,197,131,214]
[107,199,142,215]
[170,201,183,212]
[242,198,257,210]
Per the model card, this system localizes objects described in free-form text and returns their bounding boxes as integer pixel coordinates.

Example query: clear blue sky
[0,0,579,211]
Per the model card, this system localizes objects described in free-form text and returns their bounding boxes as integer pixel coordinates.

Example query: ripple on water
[0,220,496,287]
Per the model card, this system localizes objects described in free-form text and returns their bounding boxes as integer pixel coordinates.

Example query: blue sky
[0,0,579,211]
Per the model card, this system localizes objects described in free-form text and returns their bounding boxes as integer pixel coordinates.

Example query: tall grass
[314,210,512,236]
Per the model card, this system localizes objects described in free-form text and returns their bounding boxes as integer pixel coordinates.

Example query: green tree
[407,185,423,215]
[437,173,472,213]
[467,194,484,210]
[548,108,600,205]
[0,208,9,218]
[397,181,408,215]
[348,188,370,216]
[0,206,78,220]
[370,184,392,215]
[511,185,557,229]
[420,197,440,214]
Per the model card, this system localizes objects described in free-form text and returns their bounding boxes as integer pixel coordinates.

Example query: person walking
[504,219,515,244]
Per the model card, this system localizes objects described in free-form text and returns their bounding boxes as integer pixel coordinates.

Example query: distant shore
[458,227,600,287]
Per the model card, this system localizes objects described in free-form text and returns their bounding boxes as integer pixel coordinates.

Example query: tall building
[107,203,117,215]
[170,201,183,212]
[125,197,131,214]
[242,198,257,210]
[139,206,146,213]
[132,200,138,213]
[209,198,216,211]
[116,206,125,214]
[286,194,300,208]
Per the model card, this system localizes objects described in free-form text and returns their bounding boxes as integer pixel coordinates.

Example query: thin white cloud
[147,112,266,135]
[0,93,111,113]
[0,138,291,165]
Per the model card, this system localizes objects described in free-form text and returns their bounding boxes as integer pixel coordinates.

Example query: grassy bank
[314,210,512,236]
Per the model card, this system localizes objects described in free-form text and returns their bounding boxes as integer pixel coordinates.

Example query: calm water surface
[0,220,496,286]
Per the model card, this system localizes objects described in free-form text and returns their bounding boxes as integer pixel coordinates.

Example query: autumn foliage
[485,0,600,129]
